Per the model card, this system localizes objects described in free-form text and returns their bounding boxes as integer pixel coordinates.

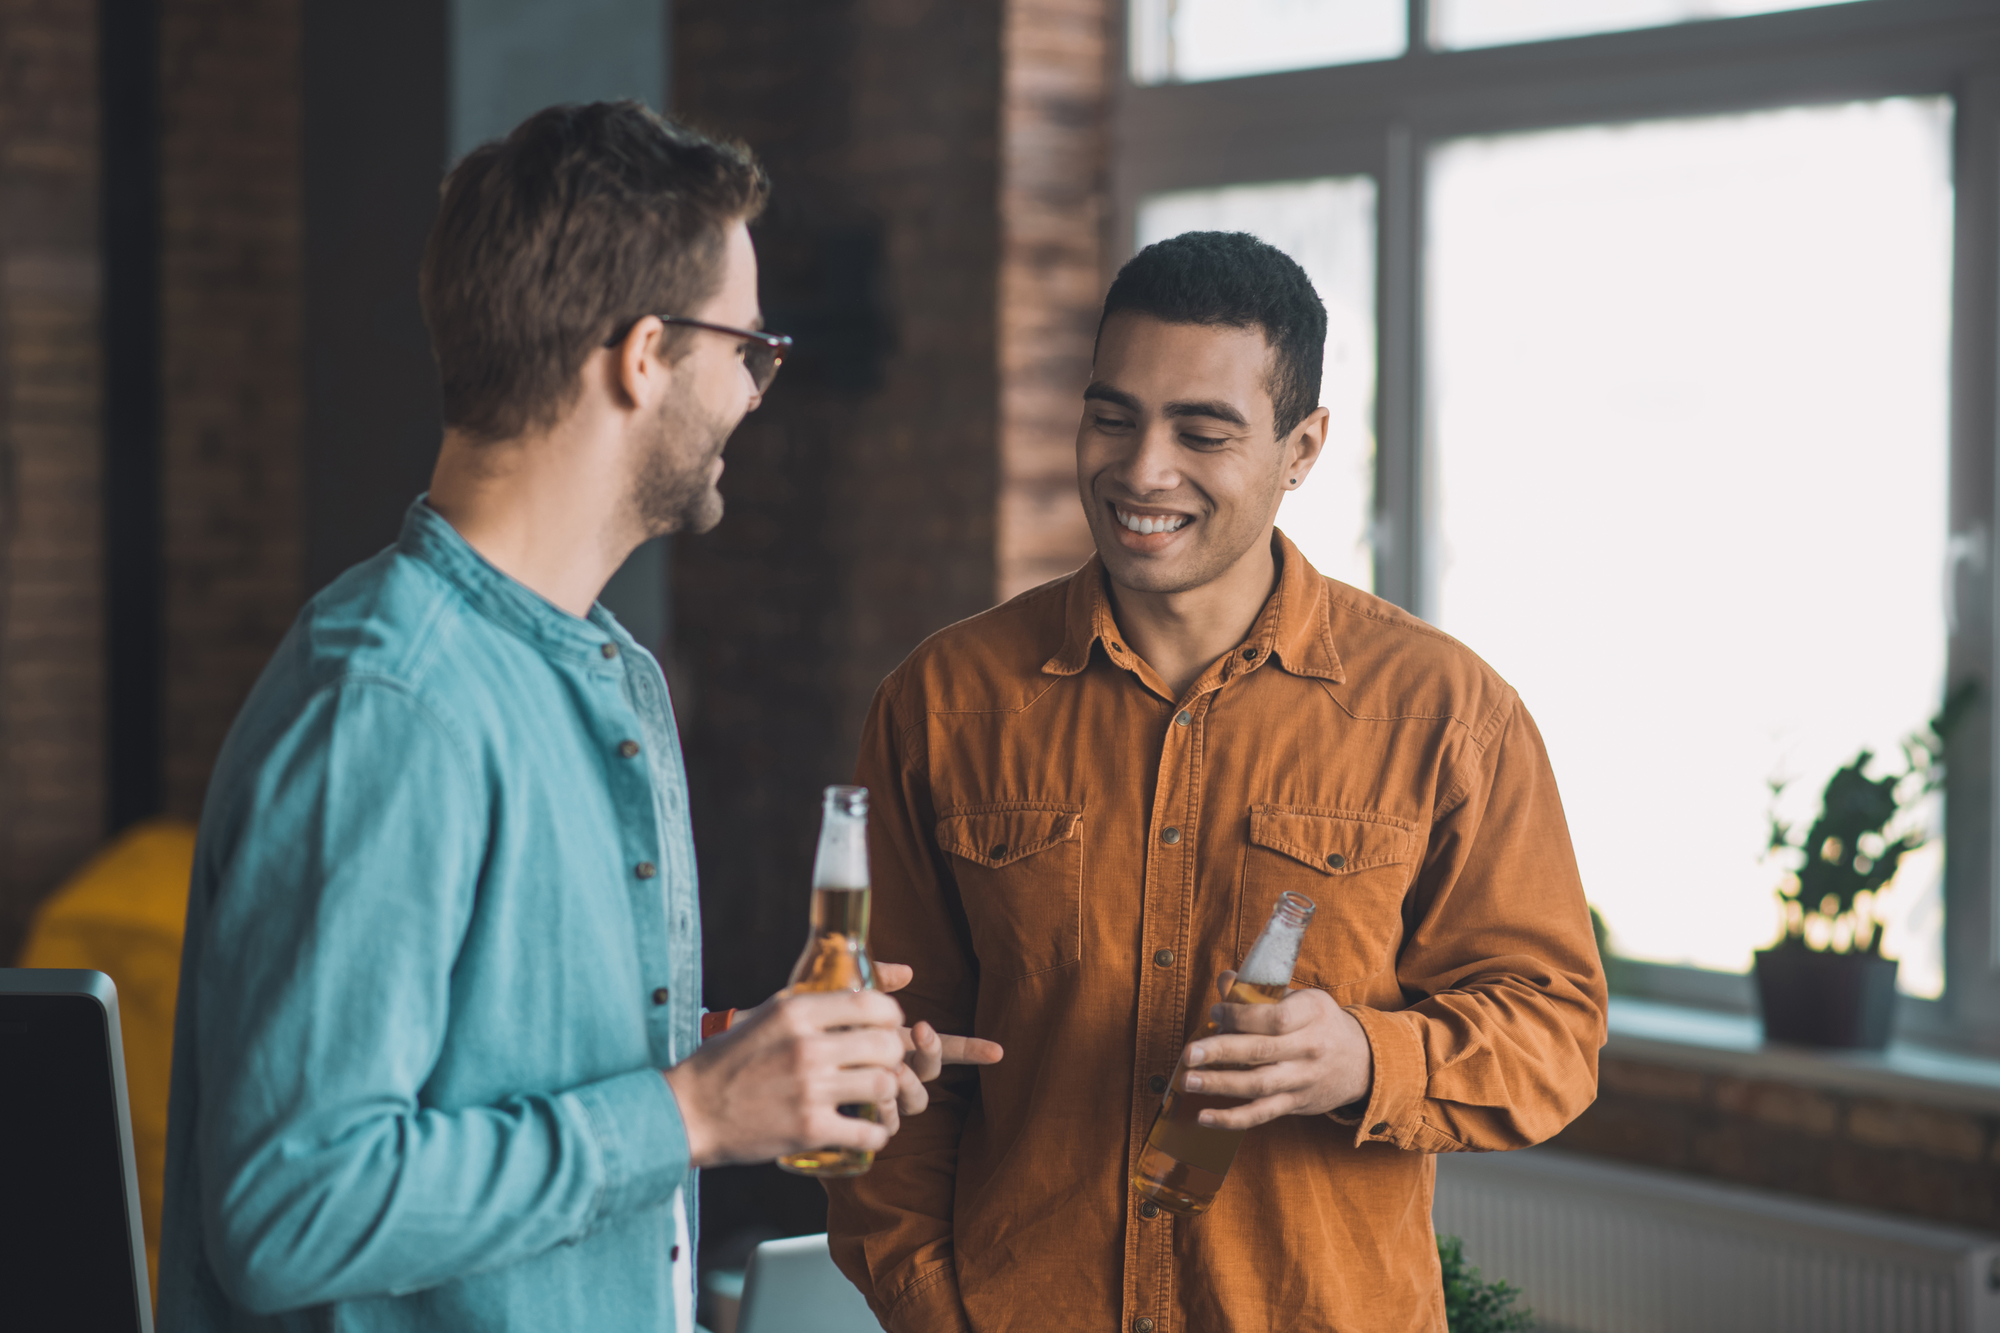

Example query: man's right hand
[662,990,906,1168]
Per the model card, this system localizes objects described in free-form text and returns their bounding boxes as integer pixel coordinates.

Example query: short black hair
[1097,231,1326,437]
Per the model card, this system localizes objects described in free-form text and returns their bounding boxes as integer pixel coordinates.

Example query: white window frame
[1113,0,2000,1053]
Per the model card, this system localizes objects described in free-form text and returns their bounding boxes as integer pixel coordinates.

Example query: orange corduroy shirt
[827,532,1607,1333]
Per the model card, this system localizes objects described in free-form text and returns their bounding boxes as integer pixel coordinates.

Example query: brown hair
[419,101,768,441]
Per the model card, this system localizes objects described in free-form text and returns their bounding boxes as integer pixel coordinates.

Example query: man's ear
[1283,405,1333,489]
[610,315,674,412]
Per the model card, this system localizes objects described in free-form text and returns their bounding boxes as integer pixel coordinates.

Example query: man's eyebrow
[1163,399,1248,426]
[1083,382,1141,411]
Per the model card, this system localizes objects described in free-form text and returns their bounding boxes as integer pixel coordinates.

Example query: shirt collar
[1042,528,1345,684]
[397,495,634,675]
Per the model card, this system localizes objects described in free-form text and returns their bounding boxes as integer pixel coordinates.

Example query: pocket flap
[1248,805,1413,875]
[937,804,1083,868]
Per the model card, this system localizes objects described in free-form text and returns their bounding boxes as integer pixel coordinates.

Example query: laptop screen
[0,989,148,1330]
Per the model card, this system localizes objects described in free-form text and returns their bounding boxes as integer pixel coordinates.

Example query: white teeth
[1115,506,1189,535]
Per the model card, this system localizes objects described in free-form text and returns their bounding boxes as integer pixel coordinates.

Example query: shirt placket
[1125,674,1223,1333]
[598,649,679,1075]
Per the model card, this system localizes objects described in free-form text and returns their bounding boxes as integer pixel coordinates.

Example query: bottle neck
[1238,892,1316,986]
[809,884,870,941]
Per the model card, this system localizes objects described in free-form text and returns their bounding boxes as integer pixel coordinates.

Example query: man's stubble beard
[632,389,733,539]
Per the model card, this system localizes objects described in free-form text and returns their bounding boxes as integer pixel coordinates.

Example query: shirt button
[635,862,658,879]
[618,739,641,758]
[1175,710,1192,727]
[1153,949,1174,968]
[1110,641,1123,652]
[652,987,670,1005]
[990,842,1009,859]
[1371,1121,1392,1136]
[1241,646,1258,659]
[1160,827,1181,845]
[1138,1200,1160,1219]
[601,643,619,659]
[1149,1074,1168,1095]
[1136,1319,1156,1333]
[1327,852,1346,869]
[670,1245,680,1261]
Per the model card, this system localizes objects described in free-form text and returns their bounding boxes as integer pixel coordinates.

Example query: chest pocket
[936,803,1084,981]
[1236,805,1418,992]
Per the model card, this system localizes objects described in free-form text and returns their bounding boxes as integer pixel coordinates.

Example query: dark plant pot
[1753,946,1898,1050]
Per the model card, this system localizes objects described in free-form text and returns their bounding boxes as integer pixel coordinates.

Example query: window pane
[1129,0,1405,85]
[1427,99,1952,995]
[1433,0,1866,51]
[1137,178,1377,591]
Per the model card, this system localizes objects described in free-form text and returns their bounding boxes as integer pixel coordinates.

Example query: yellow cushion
[18,819,196,1304]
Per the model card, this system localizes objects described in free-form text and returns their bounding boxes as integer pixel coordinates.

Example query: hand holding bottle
[712,964,1002,1121]
[1177,968,1374,1128]
[874,960,1005,1106]
[663,989,907,1168]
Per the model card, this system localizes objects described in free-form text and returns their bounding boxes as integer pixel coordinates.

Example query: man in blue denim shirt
[158,103,991,1332]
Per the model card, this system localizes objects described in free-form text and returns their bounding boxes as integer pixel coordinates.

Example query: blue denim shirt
[159,499,703,1331]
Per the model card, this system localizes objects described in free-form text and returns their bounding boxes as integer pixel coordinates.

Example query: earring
[1288,478,1297,486]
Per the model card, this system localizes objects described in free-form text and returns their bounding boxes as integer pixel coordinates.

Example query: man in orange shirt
[827,231,1607,1332]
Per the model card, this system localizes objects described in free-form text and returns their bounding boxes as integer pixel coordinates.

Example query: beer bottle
[776,784,881,1178]
[1131,890,1317,1215]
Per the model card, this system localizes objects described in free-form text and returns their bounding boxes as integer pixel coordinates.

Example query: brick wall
[0,0,104,962]
[673,0,1111,1244]
[1552,1053,2000,1231]
[159,0,304,819]
[0,0,305,954]
[673,0,1006,1018]
[998,0,1105,601]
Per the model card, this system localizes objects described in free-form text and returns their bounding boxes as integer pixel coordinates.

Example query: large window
[1428,98,1953,993]
[1117,0,2000,1049]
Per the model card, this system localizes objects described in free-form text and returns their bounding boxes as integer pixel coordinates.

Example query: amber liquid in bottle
[777,785,880,1178]
[1131,891,1316,1216]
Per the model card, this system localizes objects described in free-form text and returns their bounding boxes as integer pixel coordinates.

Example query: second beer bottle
[1131,890,1317,1215]
[776,783,880,1178]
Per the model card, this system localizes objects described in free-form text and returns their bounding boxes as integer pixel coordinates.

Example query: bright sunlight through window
[1129,0,1406,84]
[1427,97,1953,994]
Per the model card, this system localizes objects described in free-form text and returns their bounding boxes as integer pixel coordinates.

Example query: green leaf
[1439,1235,1535,1333]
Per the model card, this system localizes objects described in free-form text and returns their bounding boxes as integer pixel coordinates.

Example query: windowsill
[1607,995,2000,1115]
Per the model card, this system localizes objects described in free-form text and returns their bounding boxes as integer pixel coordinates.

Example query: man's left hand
[1177,971,1374,1129]
[875,962,1004,1117]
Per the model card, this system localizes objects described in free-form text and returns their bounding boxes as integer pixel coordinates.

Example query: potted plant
[1755,684,1972,1050]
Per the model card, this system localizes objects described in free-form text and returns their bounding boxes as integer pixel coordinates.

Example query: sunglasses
[606,316,793,394]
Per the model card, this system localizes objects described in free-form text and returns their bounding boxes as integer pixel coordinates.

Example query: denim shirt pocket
[1236,805,1418,993]
[936,802,1085,981]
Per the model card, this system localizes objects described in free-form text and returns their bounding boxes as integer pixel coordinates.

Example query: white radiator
[1433,1148,2000,1333]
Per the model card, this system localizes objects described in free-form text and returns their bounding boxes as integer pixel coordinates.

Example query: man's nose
[1116,422,1181,496]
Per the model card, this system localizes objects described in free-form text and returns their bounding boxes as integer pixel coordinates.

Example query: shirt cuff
[1333,1005,1428,1150]
[564,1065,693,1225]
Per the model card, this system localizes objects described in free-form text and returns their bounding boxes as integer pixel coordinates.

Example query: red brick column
[0,0,106,961]
[159,0,305,819]
[999,0,1107,601]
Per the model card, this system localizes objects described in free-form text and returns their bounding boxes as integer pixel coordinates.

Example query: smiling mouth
[1112,504,1192,536]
